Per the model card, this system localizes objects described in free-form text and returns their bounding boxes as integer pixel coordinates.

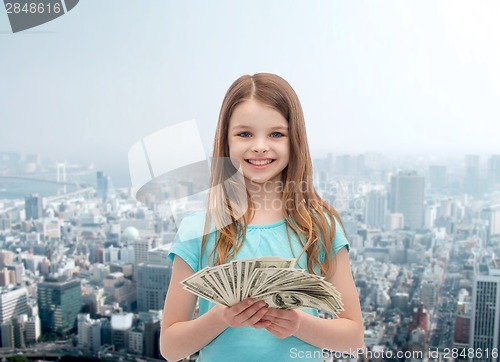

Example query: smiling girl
[160,73,364,362]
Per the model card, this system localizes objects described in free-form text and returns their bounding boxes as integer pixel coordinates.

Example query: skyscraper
[141,311,162,358]
[25,194,43,220]
[136,245,172,312]
[364,190,387,228]
[0,287,29,324]
[465,155,481,195]
[389,171,425,230]
[97,171,111,202]
[488,155,500,189]
[38,278,82,336]
[470,259,500,362]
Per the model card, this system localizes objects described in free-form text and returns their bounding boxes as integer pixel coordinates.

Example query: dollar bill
[179,256,344,316]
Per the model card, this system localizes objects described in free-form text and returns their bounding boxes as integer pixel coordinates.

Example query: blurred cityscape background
[2,1,500,361]
[0,150,499,361]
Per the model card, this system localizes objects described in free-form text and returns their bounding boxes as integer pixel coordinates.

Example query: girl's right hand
[218,298,270,328]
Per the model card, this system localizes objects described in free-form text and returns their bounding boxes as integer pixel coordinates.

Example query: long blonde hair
[201,73,346,278]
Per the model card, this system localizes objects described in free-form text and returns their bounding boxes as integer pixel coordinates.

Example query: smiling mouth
[246,159,275,165]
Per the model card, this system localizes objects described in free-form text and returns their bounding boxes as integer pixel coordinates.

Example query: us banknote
[181,256,344,317]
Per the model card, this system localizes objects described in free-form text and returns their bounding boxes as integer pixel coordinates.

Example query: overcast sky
[1,1,499,183]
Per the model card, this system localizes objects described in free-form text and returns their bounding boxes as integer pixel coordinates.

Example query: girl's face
[228,99,290,185]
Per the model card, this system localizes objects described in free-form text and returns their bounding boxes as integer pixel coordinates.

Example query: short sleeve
[168,213,205,273]
[332,216,350,254]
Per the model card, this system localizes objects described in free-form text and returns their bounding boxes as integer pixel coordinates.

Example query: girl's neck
[245,178,284,224]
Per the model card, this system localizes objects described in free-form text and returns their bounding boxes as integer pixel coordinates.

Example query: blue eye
[271,132,283,138]
[239,132,251,138]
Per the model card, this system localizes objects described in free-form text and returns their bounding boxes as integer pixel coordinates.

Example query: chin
[247,174,281,185]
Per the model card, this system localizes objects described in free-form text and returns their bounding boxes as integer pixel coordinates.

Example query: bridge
[44,187,96,202]
[0,175,91,188]
[0,174,96,216]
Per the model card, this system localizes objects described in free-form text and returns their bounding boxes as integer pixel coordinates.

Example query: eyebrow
[231,125,288,131]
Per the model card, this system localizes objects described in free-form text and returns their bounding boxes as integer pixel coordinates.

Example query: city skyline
[1,1,500,176]
[2,149,500,192]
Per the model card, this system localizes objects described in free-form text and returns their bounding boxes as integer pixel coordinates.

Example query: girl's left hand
[253,308,302,338]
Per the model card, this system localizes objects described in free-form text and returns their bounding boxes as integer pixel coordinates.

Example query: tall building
[424,204,437,229]
[0,250,14,267]
[38,278,82,336]
[25,194,43,220]
[136,245,172,312]
[488,155,500,189]
[465,155,481,195]
[0,287,29,324]
[419,280,437,310]
[454,290,471,348]
[24,315,41,343]
[6,264,23,285]
[129,328,144,355]
[0,268,12,286]
[97,170,116,203]
[136,265,171,312]
[97,171,109,202]
[0,315,28,349]
[111,313,133,352]
[470,259,500,361]
[133,238,158,266]
[389,171,425,230]
[428,165,447,191]
[77,313,103,351]
[0,322,14,348]
[77,313,91,348]
[364,190,387,228]
[480,208,500,238]
[12,315,26,348]
[142,316,161,358]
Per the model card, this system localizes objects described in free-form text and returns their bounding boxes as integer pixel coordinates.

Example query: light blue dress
[168,212,350,362]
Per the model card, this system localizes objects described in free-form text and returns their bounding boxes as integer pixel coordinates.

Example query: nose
[251,136,269,153]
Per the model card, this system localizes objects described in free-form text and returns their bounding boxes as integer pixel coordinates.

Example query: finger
[262,316,291,329]
[229,298,255,315]
[252,319,272,329]
[260,315,277,323]
[263,308,293,320]
[267,308,289,319]
[234,301,267,324]
[267,322,290,335]
[246,307,269,326]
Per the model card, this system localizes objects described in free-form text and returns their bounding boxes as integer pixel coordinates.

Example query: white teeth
[248,159,273,165]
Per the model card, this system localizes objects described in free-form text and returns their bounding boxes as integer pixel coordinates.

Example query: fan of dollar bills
[181,257,344,317]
